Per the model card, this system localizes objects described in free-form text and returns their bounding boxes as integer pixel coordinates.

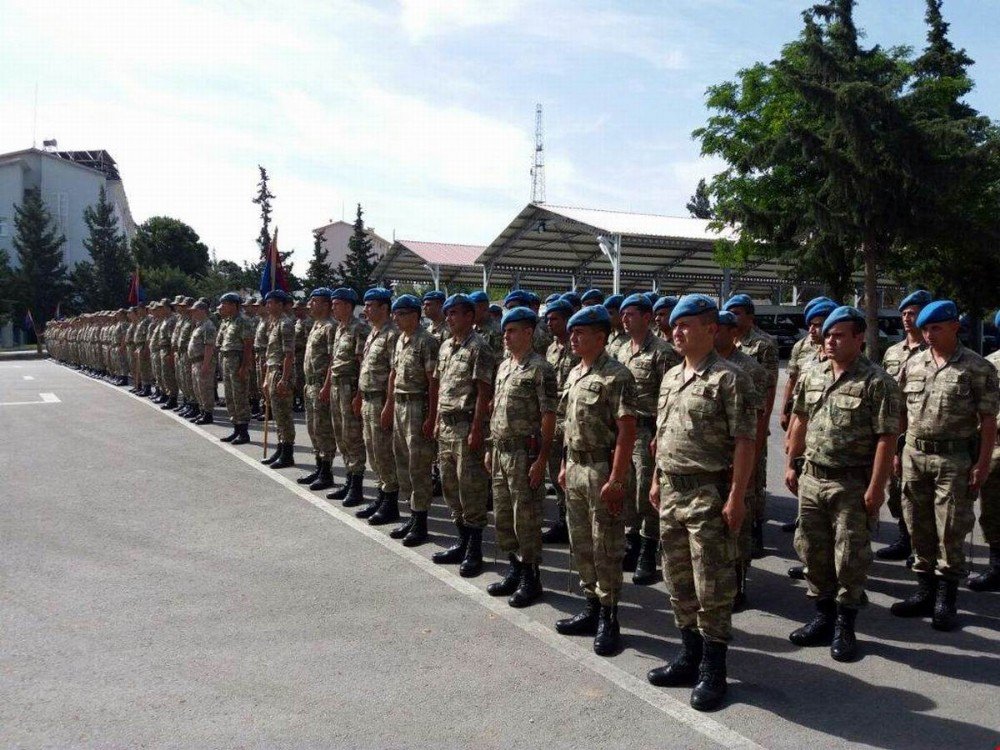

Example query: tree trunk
[862,237,880,358]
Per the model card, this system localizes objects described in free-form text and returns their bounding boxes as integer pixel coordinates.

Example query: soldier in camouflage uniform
[326,287,370,506]
[604,295,628,361]
[253,303,272,422]
[422,290,449,498]
[147,302,165,399]
[876,290,932,563]
[172,298,196,416]
[970,309,1000,592]
[260,289,297,469]
[432,294,495,578]
[781,297,836,432]
[156,299,179,407]
[295,288,338,492]
[785,306,901,662]
[891,300,999,631]
[187,299,218,423]
[652,295,678,342]
[715,311,770,609]
[526,291,552,355]
[724,294,779,559]
[646,294,756,713]
[580,288,603,307]
[292,300,310,413]
[125,308,139,391]
[618,293,674,586]
[554,304,637,658]
[245,299,263,418]
[357,288,401,524]
[215,293,254,444]
[112,309,129,386]
[542,299,579,545]
[470,290,503,358]
[133,302,153,397]
[384,295,440,547]
[488,306,558,607]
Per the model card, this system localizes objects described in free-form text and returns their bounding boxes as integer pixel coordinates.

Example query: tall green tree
[131,216,210,277]
[11,189,69,332]
[253,165,275,257]
[304,230,334,290]
[0,247,14,323]
[333,204,379,297]
[71,186,131,310]
[686,178,715,219]
[142,265,197,300]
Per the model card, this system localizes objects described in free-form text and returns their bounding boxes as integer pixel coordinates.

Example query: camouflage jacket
[737,326,779,390]
[562,351,637,455]
[330,316,370,380]
[392,327,440,396]
[303,318,335,383]
[491,351,558,441]
[882,338,926,383]
[217,314,254,353]
[359,321,400,393]
[545,336,580,422]
[265,314,296,368]
[720,348,768,414]
[436,330,495,416]
[187,318,217,360]
[474,317,504,358]
[617,330,673,422]
[787,336,823,380]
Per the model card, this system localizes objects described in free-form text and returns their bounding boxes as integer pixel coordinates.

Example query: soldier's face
[393,309,419,333]
[445,306,473,335]
[654,310,670,332]
[332,299,353,321]
[364,300,387,323]
[546,313,567,338]
[569,325,605,358]
[621,306,650,336]
[714,325,738,350]
[824,322,863,363]
[921,320,959,350]
[265,299,282,316]
[900,306,920,335]
[730,306,752,332]
[423,300,442,319]
[309,297,329,318]
[672,315,716,356]
[808,316,825,344]
[503,322,533,355]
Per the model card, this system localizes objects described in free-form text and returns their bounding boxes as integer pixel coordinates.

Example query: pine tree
[73,186,131,310]
[252,165,275,257]
[305,230,333,290]
[333,204,379,297]
[12,189,69,333]
[686,179,714,219]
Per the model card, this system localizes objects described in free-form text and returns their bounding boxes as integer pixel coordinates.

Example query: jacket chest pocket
[830,390,864,427]
[574,382,603,421]
[903,378,926,407]
[935,372,970,401]
[688,383,718,414]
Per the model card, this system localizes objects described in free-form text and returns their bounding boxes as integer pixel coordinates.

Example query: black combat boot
[231,424,250,445]
[221,425,241,443]
[750,520,765,559]
[310,461,335,492]
[292,395,304,413]
[171,399,184,412]
[593,604,621,656]
[459,528,484,578]
[270,442,295,469]
[508,563,542,608]
[297,456,322,484]
[342,473,365,507]
[648,627,703,687]
[967,546,1000,592]
[402,511,429,547]
[830,605,859,662]
[876,518,912,561]
[555,597,601,636]
[789,598,836,646]
[541,507,570,544]
[327,474,353,501]
[433,523,469,564]
[140,384,152,398]
[195,411,214,425]
[632,536,659,586]
[787,565,806,580]
[931,579,959,631]
[369,491,401,527]
[891,572,936,618]
[388,512,414,539]
[160,395,177,410]
[261,443,283,466]
[732,564,748,613]
[187,409,203,423]
[431,464,443,498]
[690,640,728,712]
[179,403,195,418]
[355,487,383,519]
[622,532,641,573]
[487,555,523,597]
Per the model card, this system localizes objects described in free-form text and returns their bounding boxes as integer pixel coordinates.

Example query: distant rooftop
[53,150,121,181]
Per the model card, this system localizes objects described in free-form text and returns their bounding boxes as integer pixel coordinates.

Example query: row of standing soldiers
[46,285,1000,713]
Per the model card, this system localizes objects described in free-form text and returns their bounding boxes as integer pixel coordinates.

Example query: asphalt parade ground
[2,359,998,749]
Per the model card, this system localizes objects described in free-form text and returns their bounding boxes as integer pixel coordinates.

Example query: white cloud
[397,0,525,42]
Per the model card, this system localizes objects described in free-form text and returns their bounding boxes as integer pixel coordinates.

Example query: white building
[0,147,136,269]
[312,219,391,270]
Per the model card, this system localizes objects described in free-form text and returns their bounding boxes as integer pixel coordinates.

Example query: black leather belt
[395,392,427,403]
[660,470,727,493]
[912,437,972,455]
[439,412,472,426]
[803,462,869,481]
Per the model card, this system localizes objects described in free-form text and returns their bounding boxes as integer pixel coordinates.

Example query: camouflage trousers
[304,384,336,460]
[978,455,1000,546]
[393,396,435,512]
[330,379,366,474]
[249,354,262,402]
[628,423,658,540]
[886,475,904,519]
[175,353,191,400]
[362,392,397,492]
[750,444,768,521]
[547,424,566,510]
[294,357,305,402]
[191,358,216,412]
[221,353,251,424]
[737,486,754,570]
[117,347,128,378]
[902,446,974,580]
[658,474,737,643]
[138,350,153,385]
[150,350,162,388]
[160,352,178,395]
[438,417,489,529]
[492,444,544,563]
[265,371,295,443]
[565,456,624,606]
[793,470,872,608]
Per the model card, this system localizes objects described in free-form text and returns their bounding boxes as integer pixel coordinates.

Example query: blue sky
[2,0,998,268]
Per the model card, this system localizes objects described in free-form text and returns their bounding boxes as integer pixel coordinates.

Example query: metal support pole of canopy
[597,234,622,295]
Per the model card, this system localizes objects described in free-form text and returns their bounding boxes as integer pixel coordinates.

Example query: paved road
[1,360,998,749]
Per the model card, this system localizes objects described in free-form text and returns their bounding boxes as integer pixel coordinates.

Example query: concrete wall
[0,162,25,260]
[316,221,391,270]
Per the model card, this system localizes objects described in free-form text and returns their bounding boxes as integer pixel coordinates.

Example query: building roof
[54,150,121,180]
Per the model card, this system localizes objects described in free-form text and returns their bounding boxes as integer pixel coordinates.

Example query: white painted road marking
[67,363,763,750]
[23,375,35,380]
[0,392,61,407]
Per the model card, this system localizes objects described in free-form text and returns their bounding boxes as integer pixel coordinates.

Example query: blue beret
[501,306,537,330]
[718,310,738,327]
[489,304,502,315]
[422,290,446,302]
[804,299,838,323]
[468,290,489,304]
[309,287,333,299]
[899,290,933,312]
[220,292,242,304]
[544,293,562,305]
[560,292,582,307]
[821,305,867,336]
[331,287,359,304]
[363,287,392,303]
[620,293,652,312]
[994,310,1000,329]
[916,299,958,328]
[644,292,660,305]
[525,291,540,304]
[722,293,754,313]
[669,294,718,326]
[653,295,679,313]
[603,294,625,311]
[567,305,611,330]
[581,288,604,304]
[544,299,573,317]
[264,289,289,303]
[391,294,421,313]
[503,290,531,307]
[443,293,474,313]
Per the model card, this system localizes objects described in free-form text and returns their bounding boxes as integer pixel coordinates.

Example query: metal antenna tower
[530,103,545,204]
